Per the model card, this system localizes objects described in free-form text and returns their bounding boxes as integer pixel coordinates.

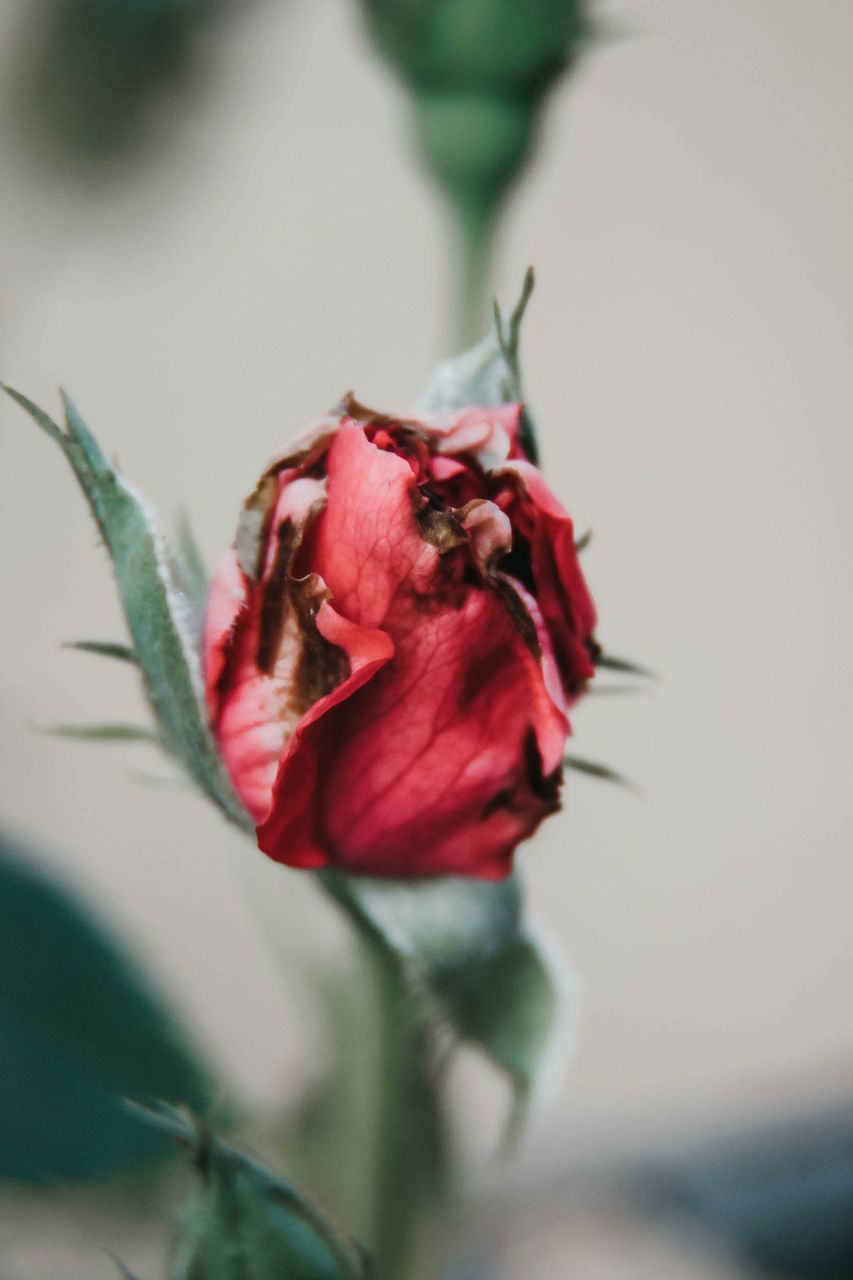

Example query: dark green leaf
[3,386,249,831]
[0,831,211,1181]
[132,1106,369,1280]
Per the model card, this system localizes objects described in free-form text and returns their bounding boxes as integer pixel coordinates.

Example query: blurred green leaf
[360,0,589,340]
[645,1102,853,1280]
[133,1106,369,1280]
[0,831,211,1181]
[16,0,228,163]
[3,386,250,831]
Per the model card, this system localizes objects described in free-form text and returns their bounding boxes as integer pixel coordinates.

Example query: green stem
[370,951,415,1277]
[452,198,498,352]
[368,948,443,1280]
[318,872,447,1279]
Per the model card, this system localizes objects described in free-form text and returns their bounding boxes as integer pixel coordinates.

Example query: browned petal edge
[236,472,279,579]
[409,485,543,662]
[414,491,469,554]
[255,517,299,673]
[523,727,563,804]
[252,500,350,719]
[335,390,429,435]
[490,576,542,660]
[481,728,563,821]
[289,575,350,714]
[257,417,341,486]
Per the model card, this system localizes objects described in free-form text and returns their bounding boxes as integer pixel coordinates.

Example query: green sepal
[0,831,212,1182]
[321,871,560,1112]
[3,386,250,831]
[438,931,558,1140]
[132,1105,369,1280]
[416,268,539,461]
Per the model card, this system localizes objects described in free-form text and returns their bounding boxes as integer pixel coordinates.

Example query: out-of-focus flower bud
[361,0,588,337]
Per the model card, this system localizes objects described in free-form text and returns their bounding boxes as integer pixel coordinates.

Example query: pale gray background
[1,0,851,1275]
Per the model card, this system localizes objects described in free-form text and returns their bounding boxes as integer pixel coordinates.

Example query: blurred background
[1,0,852,1276]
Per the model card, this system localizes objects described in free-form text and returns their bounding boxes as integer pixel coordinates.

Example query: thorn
[64,640,137,663]
[38,722,161,744]
[595,652,657,679]
[565,754,638,792]
[508,267,536,351]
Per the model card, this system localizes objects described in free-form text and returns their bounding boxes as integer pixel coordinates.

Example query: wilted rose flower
[204,398,597,879]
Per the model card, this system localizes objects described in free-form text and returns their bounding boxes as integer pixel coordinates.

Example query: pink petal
[203,548,247,719]
[500,460,597,700]
[256,602,395,867]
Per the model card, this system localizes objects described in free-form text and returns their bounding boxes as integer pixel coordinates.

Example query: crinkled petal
[204,474,329,822]
[429,404,522,469]
[310,422,437,629]
[256,602,395,867]
[499,459,597,699]
[203,548,248,720]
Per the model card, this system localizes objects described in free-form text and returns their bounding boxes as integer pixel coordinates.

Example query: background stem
[452,198,498,352]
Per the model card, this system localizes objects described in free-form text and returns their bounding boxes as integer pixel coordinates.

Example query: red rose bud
[204,399,597,879]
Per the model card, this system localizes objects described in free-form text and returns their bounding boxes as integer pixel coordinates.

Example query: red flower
[204,399,597,879]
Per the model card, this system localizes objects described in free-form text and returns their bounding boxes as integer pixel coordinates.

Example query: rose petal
[460,498,513,571]
[310,422,438,629]
[499,460,597,700]
[256,601,396,867]
[203,548,248,719]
